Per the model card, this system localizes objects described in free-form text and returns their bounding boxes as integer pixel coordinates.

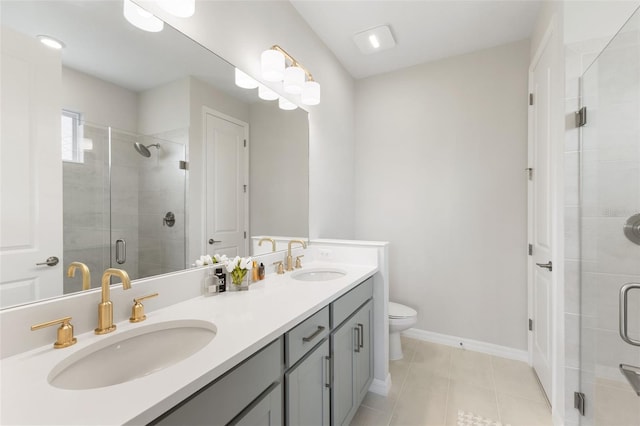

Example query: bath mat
[457,410,510,426]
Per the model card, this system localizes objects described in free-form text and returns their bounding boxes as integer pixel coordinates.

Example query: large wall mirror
[0,0,309,309]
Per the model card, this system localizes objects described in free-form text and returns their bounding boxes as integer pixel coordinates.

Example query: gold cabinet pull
[130,293,159,323]
[31,316,77,349]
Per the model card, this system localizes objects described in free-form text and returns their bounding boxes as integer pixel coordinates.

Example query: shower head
[134,142,160,158]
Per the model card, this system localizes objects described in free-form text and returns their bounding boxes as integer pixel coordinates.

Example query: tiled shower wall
[564,25,640,426]
[137,128,187,278]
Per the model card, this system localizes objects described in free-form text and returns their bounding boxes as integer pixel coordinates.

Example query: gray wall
[354,40,531,350]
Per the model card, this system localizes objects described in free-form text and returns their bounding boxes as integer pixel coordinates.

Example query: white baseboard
[402,328,529,363]
[368,373,391,396]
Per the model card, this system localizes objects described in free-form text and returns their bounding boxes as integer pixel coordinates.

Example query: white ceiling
[290,0,542,79]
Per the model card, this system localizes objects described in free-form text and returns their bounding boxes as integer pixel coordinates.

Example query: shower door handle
[115,239,126,265]
[619,283,640,346]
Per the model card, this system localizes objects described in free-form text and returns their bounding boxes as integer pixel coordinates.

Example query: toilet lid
[388,302,417,319]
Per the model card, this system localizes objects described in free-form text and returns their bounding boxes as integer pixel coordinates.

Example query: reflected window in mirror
[61,109,84,163]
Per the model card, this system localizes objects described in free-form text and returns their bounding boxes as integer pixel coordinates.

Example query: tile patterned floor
[351,337,552,426]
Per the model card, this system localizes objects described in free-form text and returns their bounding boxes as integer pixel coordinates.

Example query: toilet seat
[388,302,417,319]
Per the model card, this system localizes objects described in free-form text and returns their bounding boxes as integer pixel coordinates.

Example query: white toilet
[388,301,418,360]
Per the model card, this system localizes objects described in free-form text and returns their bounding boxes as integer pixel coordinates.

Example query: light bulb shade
[283,66,305,94]
[123,0,164,32]
[258,85,279,101]
[157,0,195,18]
[301,81,321,106]
[235,68,258,89]
[261,49,285,82]
[278,97,297,111]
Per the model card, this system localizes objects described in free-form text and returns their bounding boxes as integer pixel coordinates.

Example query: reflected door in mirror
[204,109,248,259]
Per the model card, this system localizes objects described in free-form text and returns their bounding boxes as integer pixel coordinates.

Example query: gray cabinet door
[354,300,373,403]
[331,316,357,426]
[232,383,283,426]
[285,339,330,426]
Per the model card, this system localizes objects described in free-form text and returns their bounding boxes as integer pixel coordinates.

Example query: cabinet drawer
[331,278,373,328]
[286,306,329,367]
[152,337,283,426]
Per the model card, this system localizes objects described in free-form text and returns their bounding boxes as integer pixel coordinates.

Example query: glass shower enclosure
[578,6,640,425]
[62,122,186,292]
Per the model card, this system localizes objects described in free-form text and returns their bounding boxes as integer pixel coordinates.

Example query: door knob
[208,239,222,245]
[535,261,552,271]
[36,256,59,267]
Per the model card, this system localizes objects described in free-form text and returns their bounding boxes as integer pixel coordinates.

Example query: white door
[204,109,248,259]
[0,28,63,308]
[528,30,555,400]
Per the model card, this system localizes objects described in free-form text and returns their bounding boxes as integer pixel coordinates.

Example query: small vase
[230,271,249,291]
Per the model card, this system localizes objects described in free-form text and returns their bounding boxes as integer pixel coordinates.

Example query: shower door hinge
[576,107,587,127]
[244,139,247,148]
[529,93,534,106]
[528,244,533,256]
[179,160,188,170]
[244,231,247,239]
[528,318,533,331]
[243,184,247,193]
[574,391,586,416]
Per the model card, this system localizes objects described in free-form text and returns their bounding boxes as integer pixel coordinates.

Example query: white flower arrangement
[225,256,253,285]
[194,253,228,267]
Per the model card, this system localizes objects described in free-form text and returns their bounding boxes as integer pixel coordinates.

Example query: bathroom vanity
[0,246,387,426]
[153,278,373,426]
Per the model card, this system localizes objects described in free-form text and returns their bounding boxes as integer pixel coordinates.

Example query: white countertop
[0,262,377,425]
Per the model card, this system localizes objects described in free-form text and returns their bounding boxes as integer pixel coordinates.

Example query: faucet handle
[31,316,77,349]
[130,293,159,323]
[295,255,304,269]
[272,261,285,275]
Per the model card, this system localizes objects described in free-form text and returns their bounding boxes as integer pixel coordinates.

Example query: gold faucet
[258,237,277,252]
[286,240,307,271]
[67,262,91,290]
[95,268,131,335]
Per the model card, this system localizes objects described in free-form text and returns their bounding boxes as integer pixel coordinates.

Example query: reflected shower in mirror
[0,0,309,309]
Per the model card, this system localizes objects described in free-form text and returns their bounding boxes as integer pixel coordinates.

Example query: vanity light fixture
[36,35,65,50]
[234,68,259,89]
[123,0,164,33]
[353,25,396,55]
[261,45,321,107]
[157,0,195,18]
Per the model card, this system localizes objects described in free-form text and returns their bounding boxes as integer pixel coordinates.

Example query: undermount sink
[291,268,347,282]
[48,319,216,390]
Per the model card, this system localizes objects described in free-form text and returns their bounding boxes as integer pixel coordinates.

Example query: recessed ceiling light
[353,25,395,55]
[36,35,65,50]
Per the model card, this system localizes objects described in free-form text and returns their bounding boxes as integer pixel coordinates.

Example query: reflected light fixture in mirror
[279,97,297,111]
[261,45,321,107]
[235,68,259,89]
[123,0,164,32]
[158,0,195,18]
[259,84,279,101]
